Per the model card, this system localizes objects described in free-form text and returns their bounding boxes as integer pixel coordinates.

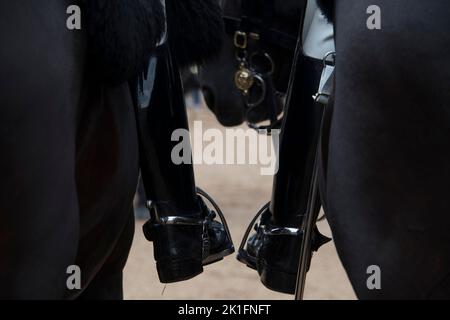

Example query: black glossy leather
[199,199,234,265]
[238,53,331,294]
[243,219,330,294]
[269,55,324,227]
[136,43,233,283]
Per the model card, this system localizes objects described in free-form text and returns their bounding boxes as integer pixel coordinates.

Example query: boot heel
[258,261,297,295]
[156,258,203,283]
[236,249,257,270]
[147,221,204,283]
[144,192,234,284]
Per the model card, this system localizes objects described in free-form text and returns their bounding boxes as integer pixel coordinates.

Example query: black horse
[319,0,450,299]
[0,0,140,299]
[201,0,450,299]
[199,0,303,128]
[0,0,229,299]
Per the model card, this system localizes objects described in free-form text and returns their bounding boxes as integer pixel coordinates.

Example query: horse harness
[223,0,298,131]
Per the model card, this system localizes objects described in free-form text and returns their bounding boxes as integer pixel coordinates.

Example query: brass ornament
[234,66,254,94]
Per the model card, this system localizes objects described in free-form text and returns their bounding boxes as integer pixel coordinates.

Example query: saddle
[82,0,225,85]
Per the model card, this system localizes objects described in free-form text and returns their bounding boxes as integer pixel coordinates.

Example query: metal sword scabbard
[294,52,335,300]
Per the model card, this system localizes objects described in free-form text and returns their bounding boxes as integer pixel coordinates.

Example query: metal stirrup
[262,225,301,236]
[145,188,233,241]
[238,202,270,254]
[145,201,205,226]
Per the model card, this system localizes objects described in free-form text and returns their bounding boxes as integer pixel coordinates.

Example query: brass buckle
[234,31,248,49]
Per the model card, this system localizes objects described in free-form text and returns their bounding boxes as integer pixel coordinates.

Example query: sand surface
[124,108,356,300]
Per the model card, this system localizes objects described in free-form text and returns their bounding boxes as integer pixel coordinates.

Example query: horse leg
[0,0,85,298]
[325,0,450,299]
[75,211,135,300]
[69,79,139,299]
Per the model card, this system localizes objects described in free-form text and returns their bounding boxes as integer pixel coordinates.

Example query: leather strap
[224,16,297,50]
[229,0,296,131]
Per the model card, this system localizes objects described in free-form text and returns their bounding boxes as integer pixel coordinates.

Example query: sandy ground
[123,107,356,300]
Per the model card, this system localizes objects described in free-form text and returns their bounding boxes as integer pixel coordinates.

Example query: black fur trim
[166,0,225,68]
[317,0,334,22]
[82,0,165,85]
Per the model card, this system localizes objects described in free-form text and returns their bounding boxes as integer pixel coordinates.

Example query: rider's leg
[238,0,333,294]
[244,53,328,295]
[327,0,450,299]
[0,0,84,299]
[137,45,234,284]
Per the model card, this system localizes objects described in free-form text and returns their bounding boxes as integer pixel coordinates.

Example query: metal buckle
[234,31,248,49]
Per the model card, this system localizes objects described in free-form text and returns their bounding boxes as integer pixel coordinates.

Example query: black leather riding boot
[237,54,330,294]
[135,43,234,283]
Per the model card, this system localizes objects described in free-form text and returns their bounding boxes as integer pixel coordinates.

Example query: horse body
[0,0,139,299]
[324,0,450,298]
[0,0,228,299]
[201,0,450,299]
[3,0,450,300]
